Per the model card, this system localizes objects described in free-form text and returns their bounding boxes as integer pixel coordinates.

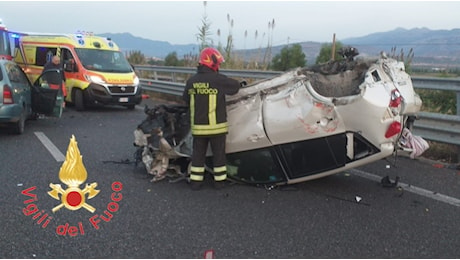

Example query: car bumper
[0,104,22,123]
[85,84,142,106]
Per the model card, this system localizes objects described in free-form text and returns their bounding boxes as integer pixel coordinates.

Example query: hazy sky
[1,1,459,49]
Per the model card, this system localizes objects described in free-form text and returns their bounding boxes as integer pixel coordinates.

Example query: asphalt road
[1,99,459,258]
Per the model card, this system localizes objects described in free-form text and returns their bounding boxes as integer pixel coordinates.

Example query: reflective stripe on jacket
[183,65,240,136]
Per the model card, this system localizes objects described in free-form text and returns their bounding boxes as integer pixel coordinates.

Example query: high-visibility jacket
[183,65,240,136]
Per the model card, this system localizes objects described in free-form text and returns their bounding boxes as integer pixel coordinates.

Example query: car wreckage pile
[133,49,428,186]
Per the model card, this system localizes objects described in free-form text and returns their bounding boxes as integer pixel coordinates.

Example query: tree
[126,50,146,65]
[164,52,182,66]
[270,44,306,71]
[315,41,344,64]
[223,13,234,64]
[262,18,275,69]
[196,1,213,50]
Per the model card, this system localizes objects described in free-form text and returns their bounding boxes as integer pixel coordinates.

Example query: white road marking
[29,132,460,208]
[34,132,66,162]
[350,168,460,208]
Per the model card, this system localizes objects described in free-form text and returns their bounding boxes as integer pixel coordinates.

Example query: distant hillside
[100,32,197,58]
[101,28,460,68]
[342,27,460,68]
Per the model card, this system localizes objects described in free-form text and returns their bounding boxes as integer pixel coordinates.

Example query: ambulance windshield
[75,49,133,73]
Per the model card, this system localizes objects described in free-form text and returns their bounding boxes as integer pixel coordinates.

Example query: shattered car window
[227,148,286,184]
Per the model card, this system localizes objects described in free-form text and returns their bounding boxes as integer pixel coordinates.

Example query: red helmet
[199,47,224,71]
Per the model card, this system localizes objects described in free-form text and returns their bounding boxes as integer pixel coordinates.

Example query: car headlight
[84,74,106,84]
[133,75,139,86]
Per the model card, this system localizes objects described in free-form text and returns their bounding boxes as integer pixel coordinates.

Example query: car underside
[134,52,423,185]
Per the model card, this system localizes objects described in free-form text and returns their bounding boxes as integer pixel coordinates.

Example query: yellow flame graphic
[48,135,99,213]
[59,135,87,187]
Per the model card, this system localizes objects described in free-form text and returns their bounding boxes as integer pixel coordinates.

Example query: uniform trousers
[190,134,227,182]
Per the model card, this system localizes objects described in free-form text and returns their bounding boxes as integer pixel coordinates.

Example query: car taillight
[3,85,14,104]
[389,89,402,108]
[385,121,401,138]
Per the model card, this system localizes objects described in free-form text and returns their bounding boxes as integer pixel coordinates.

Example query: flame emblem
[48,135,100,213]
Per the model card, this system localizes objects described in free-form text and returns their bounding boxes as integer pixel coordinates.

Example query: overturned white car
[134,51,424,186]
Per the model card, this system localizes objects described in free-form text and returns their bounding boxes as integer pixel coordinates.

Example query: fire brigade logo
[48,135,100,213]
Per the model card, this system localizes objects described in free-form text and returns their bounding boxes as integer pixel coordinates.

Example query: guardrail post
[457,91,460,116]
[457,91,460,163]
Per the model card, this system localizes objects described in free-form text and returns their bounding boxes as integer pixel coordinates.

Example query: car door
[4,62,32,114]
[31,69,64,118]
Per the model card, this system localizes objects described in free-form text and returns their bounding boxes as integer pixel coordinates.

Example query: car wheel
[11,110,26,135]
[74,89,85,111]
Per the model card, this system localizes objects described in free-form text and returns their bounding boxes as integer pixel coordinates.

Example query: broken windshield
[75,49,133,73]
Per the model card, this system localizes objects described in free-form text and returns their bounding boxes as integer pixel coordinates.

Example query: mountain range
[101,27,460,68]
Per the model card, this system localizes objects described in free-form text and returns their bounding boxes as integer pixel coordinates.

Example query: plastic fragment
[204,249,214,259]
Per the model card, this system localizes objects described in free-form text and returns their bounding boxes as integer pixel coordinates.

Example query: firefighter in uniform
[182,47,241,190]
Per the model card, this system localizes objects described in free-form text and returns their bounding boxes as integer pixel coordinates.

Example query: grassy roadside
[422,142,459,164]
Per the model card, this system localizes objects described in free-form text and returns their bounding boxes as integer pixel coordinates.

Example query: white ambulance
[14,33,142,110]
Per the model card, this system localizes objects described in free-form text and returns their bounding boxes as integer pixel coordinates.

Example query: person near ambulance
[42,55,67,98]
[182,47,241,190]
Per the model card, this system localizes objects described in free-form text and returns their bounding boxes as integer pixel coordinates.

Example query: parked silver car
[0,59,63,134]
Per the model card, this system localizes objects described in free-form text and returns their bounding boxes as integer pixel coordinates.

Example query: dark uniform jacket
[43,62,65,85]
[183,65,240,136]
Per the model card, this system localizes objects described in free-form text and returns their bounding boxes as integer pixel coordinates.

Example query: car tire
[74,89,85,111]
[11,109,26,135]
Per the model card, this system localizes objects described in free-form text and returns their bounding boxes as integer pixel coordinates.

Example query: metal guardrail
[411,76,460,116]
[140,80,185,96]
[134,65,283,80]
[135,66,460,153]
[414,112,460,146]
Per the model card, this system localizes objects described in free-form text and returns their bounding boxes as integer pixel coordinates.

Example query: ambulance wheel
[74,89,85,111]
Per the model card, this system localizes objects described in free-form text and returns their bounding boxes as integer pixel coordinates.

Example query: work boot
[190,180,203,191]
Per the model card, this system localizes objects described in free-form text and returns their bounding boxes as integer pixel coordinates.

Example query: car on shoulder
[0,59,64,134]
